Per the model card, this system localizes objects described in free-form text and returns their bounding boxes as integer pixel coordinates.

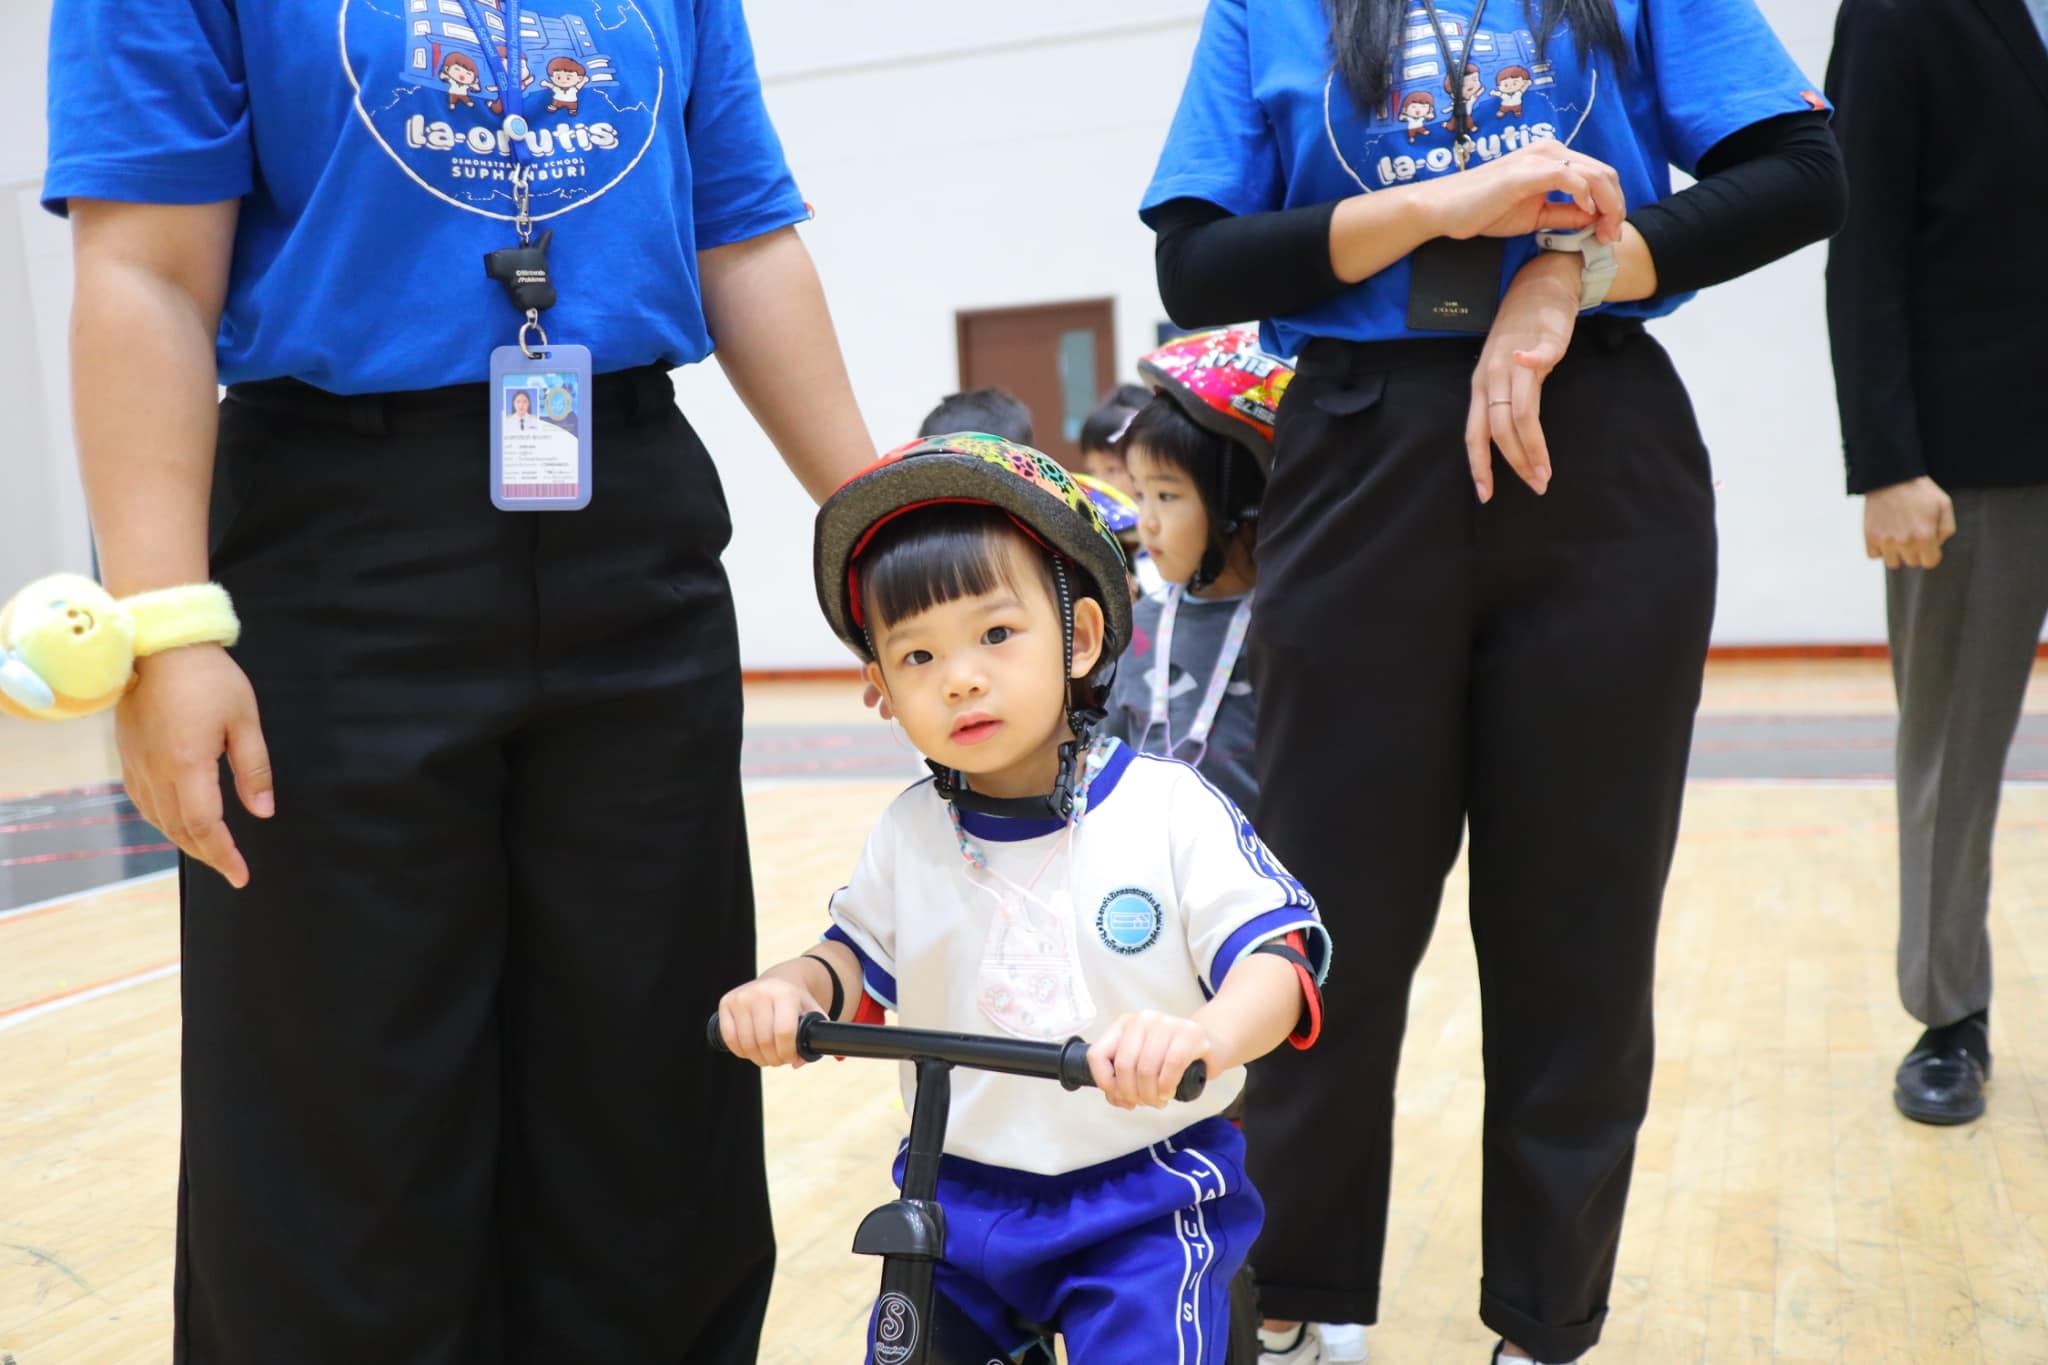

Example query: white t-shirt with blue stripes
[826,738,1330,1176]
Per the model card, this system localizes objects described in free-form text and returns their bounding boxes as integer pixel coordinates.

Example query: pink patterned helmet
[1136,328,1296,471]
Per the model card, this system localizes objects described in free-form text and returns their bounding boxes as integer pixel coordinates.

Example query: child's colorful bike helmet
[815,432,1133,820]
[816,432,1131,668]
[1136,328,1295,473]
[1069,472,1140,538]
[1134,329,1297,591]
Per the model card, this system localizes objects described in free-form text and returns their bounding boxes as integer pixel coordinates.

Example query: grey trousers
[1889,483,2048,1027]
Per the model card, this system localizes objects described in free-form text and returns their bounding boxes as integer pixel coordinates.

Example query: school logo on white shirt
[1097,887,1164,955]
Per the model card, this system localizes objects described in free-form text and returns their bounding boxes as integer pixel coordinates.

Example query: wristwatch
[1534,228,1619,311]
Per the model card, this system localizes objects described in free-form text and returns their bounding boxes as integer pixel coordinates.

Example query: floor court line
[0,778,2039,1036]
[0,960,182,1036]
[0,866,176,927]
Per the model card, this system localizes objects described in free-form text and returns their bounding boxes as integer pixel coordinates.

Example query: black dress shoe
[1894,1016,1990,1125]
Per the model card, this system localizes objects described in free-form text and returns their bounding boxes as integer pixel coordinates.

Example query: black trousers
[1242,321,1716,1361]
[174,368,773,1364]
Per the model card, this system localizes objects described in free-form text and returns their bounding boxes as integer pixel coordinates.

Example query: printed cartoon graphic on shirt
[1442,62,1486,136]
[341,0,662,222]
[544,57,590,112]
[1493,65,1533,119]
[1330,3,1592,189]
[1398,91,1437,143]
[439,52,482,109]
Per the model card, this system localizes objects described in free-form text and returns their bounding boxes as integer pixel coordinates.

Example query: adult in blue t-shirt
[42,1,873,1358]
[1142,1,1844,1361]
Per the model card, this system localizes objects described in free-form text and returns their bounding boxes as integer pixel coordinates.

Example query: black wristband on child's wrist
[801,952,845,1020]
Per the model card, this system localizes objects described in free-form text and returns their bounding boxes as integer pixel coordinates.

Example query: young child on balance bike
[717,434,1329,1363]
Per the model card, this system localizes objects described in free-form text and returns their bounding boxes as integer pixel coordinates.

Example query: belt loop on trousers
[346,392,388,438]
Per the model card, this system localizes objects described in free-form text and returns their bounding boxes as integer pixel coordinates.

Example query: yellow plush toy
[0,574,240,721]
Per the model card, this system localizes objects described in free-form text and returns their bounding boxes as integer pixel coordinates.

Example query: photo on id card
[490,343,593,511]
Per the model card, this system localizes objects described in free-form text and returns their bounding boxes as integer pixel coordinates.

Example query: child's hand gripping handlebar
[705,1012,1208,1103]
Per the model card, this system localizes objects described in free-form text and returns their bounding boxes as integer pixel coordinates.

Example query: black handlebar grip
[705,1011,828,1059]
[1057,1037,1094,1091]
[1056,1040,1207,1103]
[793,1010,827,1063]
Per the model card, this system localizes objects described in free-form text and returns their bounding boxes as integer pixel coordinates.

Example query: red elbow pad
[1252,931,1323,1050]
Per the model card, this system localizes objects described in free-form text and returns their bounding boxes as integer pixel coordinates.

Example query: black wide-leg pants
[174,367,772,1364]
[1244,321,1717,1362]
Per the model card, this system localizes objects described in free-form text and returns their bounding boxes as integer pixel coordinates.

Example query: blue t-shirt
[43,0,808,394]
[1142,0,1825,355]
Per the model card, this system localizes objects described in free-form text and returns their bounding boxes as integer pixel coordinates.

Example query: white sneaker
[1320,1322,1369,1361]
[1258,1322,1369,1364]
[1258,1323,1320,1364]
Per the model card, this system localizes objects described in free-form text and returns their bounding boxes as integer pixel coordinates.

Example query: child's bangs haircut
[858,503,1057,641]
[1122,394,1265,525]
[858,502,1113,709]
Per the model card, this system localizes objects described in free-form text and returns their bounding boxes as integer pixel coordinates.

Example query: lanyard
[462,0,557,356]
[1418,0,1490,168]
[1149,587,1253,768]
[458,0,533,160]
[946,737,1112,876]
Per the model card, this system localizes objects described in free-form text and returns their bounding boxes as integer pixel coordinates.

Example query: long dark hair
[1325,0,1626,114]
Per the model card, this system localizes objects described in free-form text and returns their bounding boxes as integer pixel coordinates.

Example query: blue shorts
[870,1116,1262,1364]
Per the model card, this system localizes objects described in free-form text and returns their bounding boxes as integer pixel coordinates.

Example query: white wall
[0,0,88,599]
[710,0,1907,668]
[1646,0,1883,647]
[7,0,2016,670]
[683,4,1206,668]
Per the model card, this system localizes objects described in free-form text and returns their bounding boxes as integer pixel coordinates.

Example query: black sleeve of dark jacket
[1820,0,1925,493]
[1150,111,1846,334]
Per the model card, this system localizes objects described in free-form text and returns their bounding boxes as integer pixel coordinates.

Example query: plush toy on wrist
[0,573,239,721]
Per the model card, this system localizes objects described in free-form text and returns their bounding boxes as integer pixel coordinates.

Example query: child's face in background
[863,531,1105,798]
[1128,445,1210,587]
[1081,446,1137,500]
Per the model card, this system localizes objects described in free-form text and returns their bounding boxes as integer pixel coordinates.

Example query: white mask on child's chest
[948,739,1112,1042]
[970,830,1097,1041]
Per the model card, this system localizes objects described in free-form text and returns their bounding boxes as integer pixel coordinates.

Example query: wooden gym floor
[2,662,2045,1363]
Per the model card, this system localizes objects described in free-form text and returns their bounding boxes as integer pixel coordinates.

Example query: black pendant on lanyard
[483,182,555,358]
[462,0,555,359]
[1405,0,1505,332]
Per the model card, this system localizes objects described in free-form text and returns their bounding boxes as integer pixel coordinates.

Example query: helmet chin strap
[930,557,1101,823]
[1188,446,1256,595]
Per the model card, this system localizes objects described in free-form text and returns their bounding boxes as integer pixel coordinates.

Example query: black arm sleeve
[1626,110,1847,300]
[1151,112,1845,334]
[1819,0,1926,493]
[1151,196,1345,330]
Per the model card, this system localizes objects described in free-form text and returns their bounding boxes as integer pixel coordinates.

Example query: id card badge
[1406,238,1505,334]
[490,343,592,511]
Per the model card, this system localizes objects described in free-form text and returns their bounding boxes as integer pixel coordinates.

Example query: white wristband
[1534,227,1619,311]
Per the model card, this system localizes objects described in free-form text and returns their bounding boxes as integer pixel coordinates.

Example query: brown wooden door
[956,299,1116,469]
